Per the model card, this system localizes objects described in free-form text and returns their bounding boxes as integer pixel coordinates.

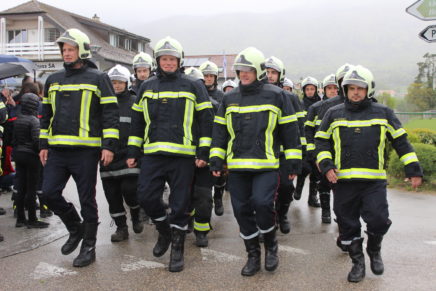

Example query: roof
[184,54,237,79]
[0,1,151,65]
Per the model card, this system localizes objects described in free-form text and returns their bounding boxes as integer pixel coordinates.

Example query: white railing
[3,42,60,60]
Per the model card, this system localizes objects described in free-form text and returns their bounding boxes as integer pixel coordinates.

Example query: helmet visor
[342,79,368,88]
[234,65,255,72]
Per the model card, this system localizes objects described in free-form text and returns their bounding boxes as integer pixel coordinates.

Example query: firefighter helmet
[154,36,184,66]
[199,61,219,76]
[322,74,338,89]
[342,65,375,98]
[264,56,286,82]
[233,47,265,81]
[56,28,92,60]
[301,76,319,89]
[133,52,155,70]
[184,67,204,80]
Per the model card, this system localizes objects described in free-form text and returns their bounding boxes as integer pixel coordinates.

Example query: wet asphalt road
[0,177,435,291]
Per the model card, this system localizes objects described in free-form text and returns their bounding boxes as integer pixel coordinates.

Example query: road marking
[279,244,310,255]
[201,248,242,263]
[424,241,436,246]
[32,262,77,280]
[121,255,165,272]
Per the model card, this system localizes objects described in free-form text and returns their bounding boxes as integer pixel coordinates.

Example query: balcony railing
[1,42,60,60]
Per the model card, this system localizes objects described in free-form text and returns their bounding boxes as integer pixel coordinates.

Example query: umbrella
[0,54,37,80]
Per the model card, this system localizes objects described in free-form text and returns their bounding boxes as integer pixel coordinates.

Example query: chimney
[92,14,100,22]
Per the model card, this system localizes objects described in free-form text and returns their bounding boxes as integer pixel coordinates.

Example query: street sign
[406,0,436,21]
[419,25,436,42]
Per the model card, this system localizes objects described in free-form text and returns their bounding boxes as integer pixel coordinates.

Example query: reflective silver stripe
[100,168,141,178]
[143,143,196,155]
[111,212,127,218]
[153,215,167,222]
[240,231,260,240]
[120,116,131,123]
[129,205,140,210]
[170,224,188,230]
[315,131,330,139]
[400,152,419,165]
[228,160,279,167]
[259,226,275,234]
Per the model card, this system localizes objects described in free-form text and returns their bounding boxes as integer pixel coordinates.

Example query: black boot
[308,182,321,208]
[347,238,365,283]
[73,222,98,267]
[111,216,128,242]
[366,233,384,275]
[319,192,331,223]
[194,230,208,247]
[276,202,291,234]
[169,228,186,272]
[241,236,261,276]
[293,175,304,200]
[37,191,53,218]
[59,204,84,255]
[130,207,144,234]
[263,230,279,272]
[153,219,172,257]
[213,186,224,216]
[336,236,349,253]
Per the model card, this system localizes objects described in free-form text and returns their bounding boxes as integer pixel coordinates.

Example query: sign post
[419,25,436,42]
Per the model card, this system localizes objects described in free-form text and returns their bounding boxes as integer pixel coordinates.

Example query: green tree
[376,92,396,109]
[405,82,436,111]
[415,53,436,88]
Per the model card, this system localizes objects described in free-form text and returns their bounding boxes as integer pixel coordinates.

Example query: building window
[138,42,143,52]
[8,29,28,43]
[109,33,119,47]
[44,28,60,42]
[124,38,131,51]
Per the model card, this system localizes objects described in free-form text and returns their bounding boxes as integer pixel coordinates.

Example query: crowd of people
[0,28,423,283]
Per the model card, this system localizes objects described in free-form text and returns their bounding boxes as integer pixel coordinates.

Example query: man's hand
[288,174,297,180]
[410,176,422,189]
[212,171,221,177]
[101,149,114,167]
[126,158,137,168]
[326,168,339,184]
[39,149,48,166]
[195,159,207,168]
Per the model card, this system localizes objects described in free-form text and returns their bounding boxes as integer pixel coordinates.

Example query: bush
[387,143,436,180]
[407,128,436,145]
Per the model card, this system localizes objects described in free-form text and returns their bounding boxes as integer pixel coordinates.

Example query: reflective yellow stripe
[278,114,297,124]
[100,96,118,104]
[0,102,4,109]
[307,143,315,151]
[103,128,119,139]
[128,136,143,147]
[48,135,101,147]
[337,168,386,180]
[141,97,151,144]
[315,130,330,139]
[48,84,101,96]
[284,149,302,160]
[40,129,49,139]
[143,91,196,103]
[195,101,213,111]
[199,137,212,147]
[378,126,387,169]
[317,151,332,163]
[300,137,307,145]
[302,110,307,116]
[296,112,305,118]
[194,221,211,231]
[183,98,194,145]
[390,127,406,139]
[305,120,316,127]
[400,152,419,165]
[226,105,280,115]
[265,111,277,161]
[132,103,143,112]
[226,112,236,160]
[42,97,50,104]
[80,90,92,137]
[189,209,195,216]
[214,116,226,125]
[210,147,226,159]
[315,119,322,126]
[143,142,196,155]
[333,127,341,168]
[227,158,280,169]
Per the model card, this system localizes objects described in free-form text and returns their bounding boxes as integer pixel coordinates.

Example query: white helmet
[222,79,237,90]
[108,64,131,85]
[282,78,294,88]
[301,76,319,89]
[184,67,204,81]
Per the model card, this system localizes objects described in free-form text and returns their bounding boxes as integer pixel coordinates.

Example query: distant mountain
[131,1,431,95]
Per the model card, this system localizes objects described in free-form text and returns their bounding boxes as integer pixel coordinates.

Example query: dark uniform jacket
[210,80,302,174]
[100,89,140,178]
[128,69,214,161]
[208,87,224,105]
[12,94,40,156]
[40,60,119,151]
[315,98,423,181]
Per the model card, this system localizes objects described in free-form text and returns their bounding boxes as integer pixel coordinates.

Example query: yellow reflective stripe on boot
[337,168,386,180]
[143,142,196,155]
[400,152,419,165]
[194,221,210,232]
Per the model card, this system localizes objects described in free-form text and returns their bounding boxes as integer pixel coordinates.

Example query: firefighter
[264,56,305,234]
[199,61,226,216]
[294,76,321,207]
[100,65,143,242]
[222,79,237,93]
[282,78,294,92]
[210,47,302,276]
[315,65,423,283]
[131,52,155,95]
[39,28,119,267]
[304,74,338,224]
[127,36,213,272]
